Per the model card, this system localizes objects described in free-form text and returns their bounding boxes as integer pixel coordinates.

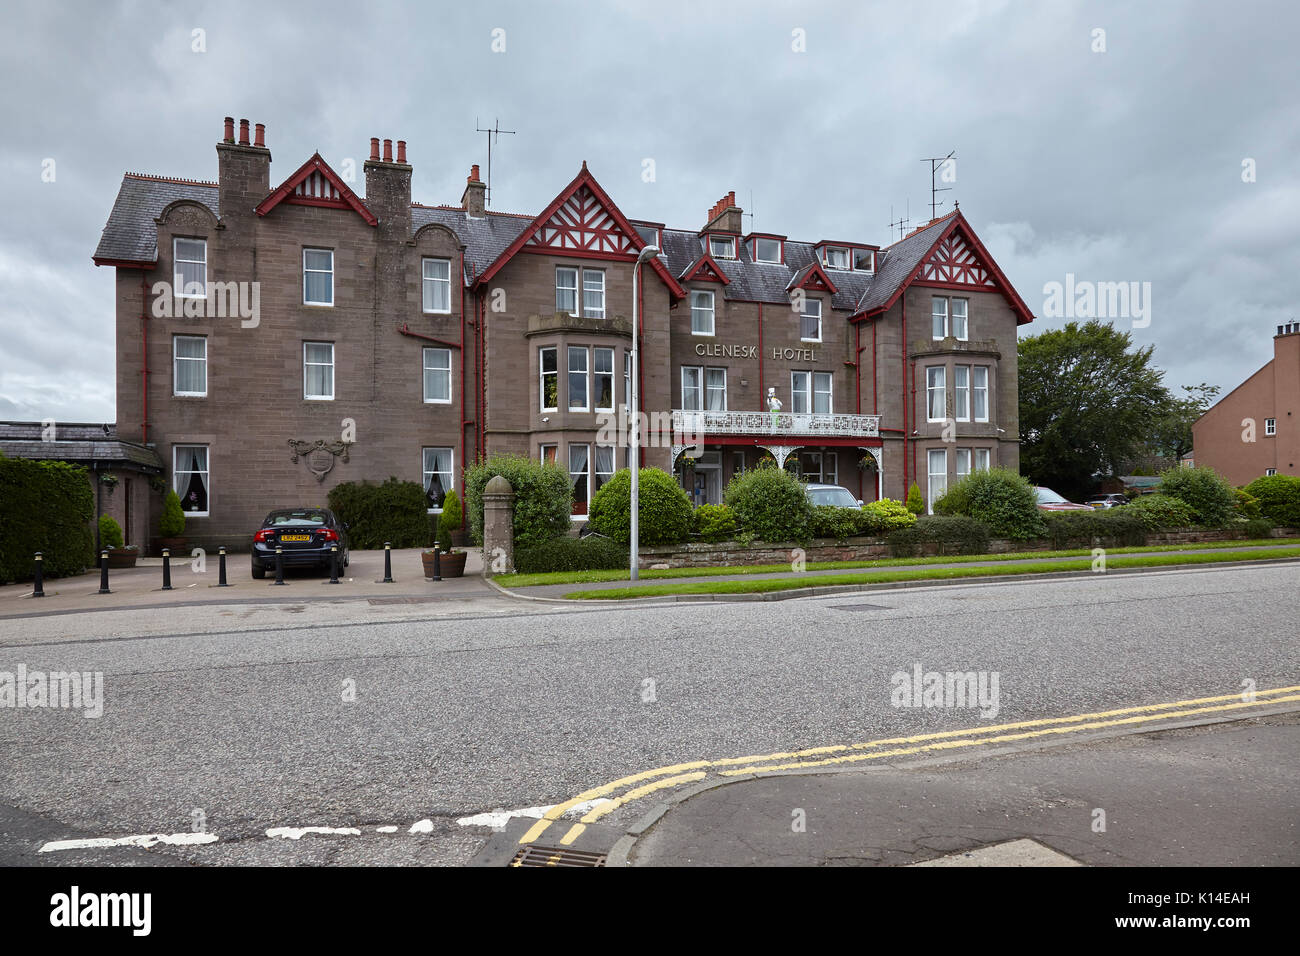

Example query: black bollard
[382,542,393,583]
[217,546,229,586]
[98,550,111,594]
[33,552,44,598]
[432,546,442,582]
[274,546,286,585]
[328,545,340,584]
[161,548,173,590]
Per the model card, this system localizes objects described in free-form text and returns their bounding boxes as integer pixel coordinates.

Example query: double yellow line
[520,685,1300,848]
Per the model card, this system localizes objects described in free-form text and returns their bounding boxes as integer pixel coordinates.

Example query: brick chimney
[216,116,271,223]
[364,134,412,240]
[462,164,486,218]
[703,190,743,233]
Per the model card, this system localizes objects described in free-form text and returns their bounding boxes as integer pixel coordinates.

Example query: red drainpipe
[901,296,909,492]
[478,292,486,458]
[757,302,764,399]
[872,318,878,415]
[458,250,467,502]
[854,322,861,414]
[139,273,149,444]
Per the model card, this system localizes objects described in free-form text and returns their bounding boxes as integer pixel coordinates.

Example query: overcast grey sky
[2,0,1297,422]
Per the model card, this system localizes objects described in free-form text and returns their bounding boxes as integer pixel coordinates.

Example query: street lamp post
[629,244,659,582]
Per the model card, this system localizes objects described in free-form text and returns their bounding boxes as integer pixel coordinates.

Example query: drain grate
[831,603,891,611]
[510,844,607,867]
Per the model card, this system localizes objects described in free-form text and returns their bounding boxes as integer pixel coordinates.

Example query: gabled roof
[93,174,219,265]
[255,153,377,226]
[786,260,838,295]
[475,163,686,298]
[679,250,730,285]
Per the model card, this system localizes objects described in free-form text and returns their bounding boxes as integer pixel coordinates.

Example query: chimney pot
[470,164,480,182]
[223,117,235,143]
[396,140,407,164]
[254,123,265,148]
[369,137,380,161]
[1280,325,1287,336]
[238,119,250,146]
[382,138,393,163]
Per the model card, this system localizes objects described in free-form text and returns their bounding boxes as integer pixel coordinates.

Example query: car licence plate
[280,534,312,541]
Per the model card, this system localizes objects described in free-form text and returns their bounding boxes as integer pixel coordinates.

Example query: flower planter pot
[158,537,187,557]
[106,547,138,569]
[422,550,467,578]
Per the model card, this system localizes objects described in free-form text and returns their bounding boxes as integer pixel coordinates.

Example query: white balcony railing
[672,408,880,440]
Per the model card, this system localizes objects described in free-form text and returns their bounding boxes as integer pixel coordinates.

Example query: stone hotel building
[94,118,1035,550]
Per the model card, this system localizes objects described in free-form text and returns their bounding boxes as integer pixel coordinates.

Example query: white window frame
[753,237,782,263]
[1265,418,1276,436]
[422,257,452,314]
[422,347,451,404]
[853,248,874,272]
[973,366,989,422]
[812,371,832,415]
[691,290,715,336]
[791,371,809,414]
[927,448,947,515]
[540,347,558,412]
[422,447,454,514]
[623,350,632,411]
[801,298,822,343]
[303,341,335,401]
[682,366,703,411]
[956,447,972,480]
[926,366,947,422]
[569,443,591,519]
[823,246,850,270]
[174,238,207,299]
[594,445,616,499]
[954,365,970,422]
[705,367,727,411]
[951,297,969,341]
[974,448,991,472]
[567,346,589,412]
[556,267,578,316]
[594,347,615,413]
[303,248,334,306]
[173,444,210,518]
[539,444,557,465]
[1265,468,1277,476]
[173,335,207,397]
[709,235,735,260]
[582,269,606,319]
[932,296,948,340]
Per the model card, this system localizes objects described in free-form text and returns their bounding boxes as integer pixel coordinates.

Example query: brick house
[93,118,1034,550]
[1192,323,1300,486]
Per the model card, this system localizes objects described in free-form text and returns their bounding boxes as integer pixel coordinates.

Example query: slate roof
[409,205,533,281]
[94,174,219,264]
[0,422,164,472]
[852,213,957,314]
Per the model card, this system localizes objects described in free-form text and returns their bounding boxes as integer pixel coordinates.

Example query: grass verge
[558,546,1300,600]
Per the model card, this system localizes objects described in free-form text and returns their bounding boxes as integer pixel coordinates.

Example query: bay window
[569,444,590,516]
[927,449,947,513]
[974,448,991,472]
[594,348,614,412]
[540,347,558,411]
[973,366,989,422]
[954,365,970,421]
[926,366,946,421]
[567,346,588,411]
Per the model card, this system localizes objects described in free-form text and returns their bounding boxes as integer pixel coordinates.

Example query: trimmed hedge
[724,464,813,543]
[935,468,1047,540]
[1240,517,1275,539]
[465,454,572,550]
[1157,466,1237,527]
[1121,493,1198,531]
[1234,488,1262,519]
[1243,474,1300,528]
[694,504,738,542]
[811,505,861,542]
[859,498,918,534]
[888,515,991,557]
[0,456,95,582]
[327,477,430,550]
[1043,509,1146,549]
[589,468,693,546]
[515,535,629,574]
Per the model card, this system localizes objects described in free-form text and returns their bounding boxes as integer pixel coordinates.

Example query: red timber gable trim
[679,251,730,285]
[788,260,838,295]
[857,212,1034,325]
[255,153,378,226]
[475,163,686,298]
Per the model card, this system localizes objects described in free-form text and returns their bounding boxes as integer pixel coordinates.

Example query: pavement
[0,547,492,618]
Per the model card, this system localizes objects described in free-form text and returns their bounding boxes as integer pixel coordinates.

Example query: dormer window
[822,246,850,270]
[752,237,782,263]
[853,248,874,272]
[709,235,736,260]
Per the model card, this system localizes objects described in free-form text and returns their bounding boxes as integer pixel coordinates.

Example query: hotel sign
[694,342,819,362]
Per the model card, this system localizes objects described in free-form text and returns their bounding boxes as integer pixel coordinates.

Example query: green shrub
[1121,493,1198,531]
[0,457,94,582]
[514,535,629,574]
[1043,509,1146,549]
[1233,488,1262,519]
[1240,517,1275,539]
[857,498,918,535]
[436,489,462,553]
[888,515,991,557]
[694,504,738,542]
[159,489,186,537]
[810,506,862,542]
[98,514,124,550]
[327,477,430,549]
[1243,474,1300,528]
[936,468,1047,540]
[588,468,693,546]
[1156,466,1237,527]
[465,454,573,550]
[724,464,813,543]
[905,482,925,515]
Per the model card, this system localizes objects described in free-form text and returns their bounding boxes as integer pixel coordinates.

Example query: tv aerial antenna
[888,200,910,242]
[920,150,956,220]
[475,117,516,207]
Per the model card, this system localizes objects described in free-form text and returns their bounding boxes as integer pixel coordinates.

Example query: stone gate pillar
[482,475,516,576]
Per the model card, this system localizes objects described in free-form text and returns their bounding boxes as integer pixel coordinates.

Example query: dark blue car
[251,508,349,579]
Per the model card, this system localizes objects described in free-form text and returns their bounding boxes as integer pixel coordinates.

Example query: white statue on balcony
[767,387,782,428]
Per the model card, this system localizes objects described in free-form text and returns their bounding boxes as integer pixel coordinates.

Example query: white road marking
[455,799,613,830]
[375,826,398,833]
[266,826,362,840]
[39,833,218,853]
[409,819,435,834]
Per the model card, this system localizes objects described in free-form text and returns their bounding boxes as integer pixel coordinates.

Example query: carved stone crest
[288,439,352,481]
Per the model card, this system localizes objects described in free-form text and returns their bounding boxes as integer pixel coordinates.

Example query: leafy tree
[905,482,924,515]
[1019,321,1171,502]
[1148,383,1220,463]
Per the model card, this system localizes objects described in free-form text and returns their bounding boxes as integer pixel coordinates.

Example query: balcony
[672,408,880,440]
